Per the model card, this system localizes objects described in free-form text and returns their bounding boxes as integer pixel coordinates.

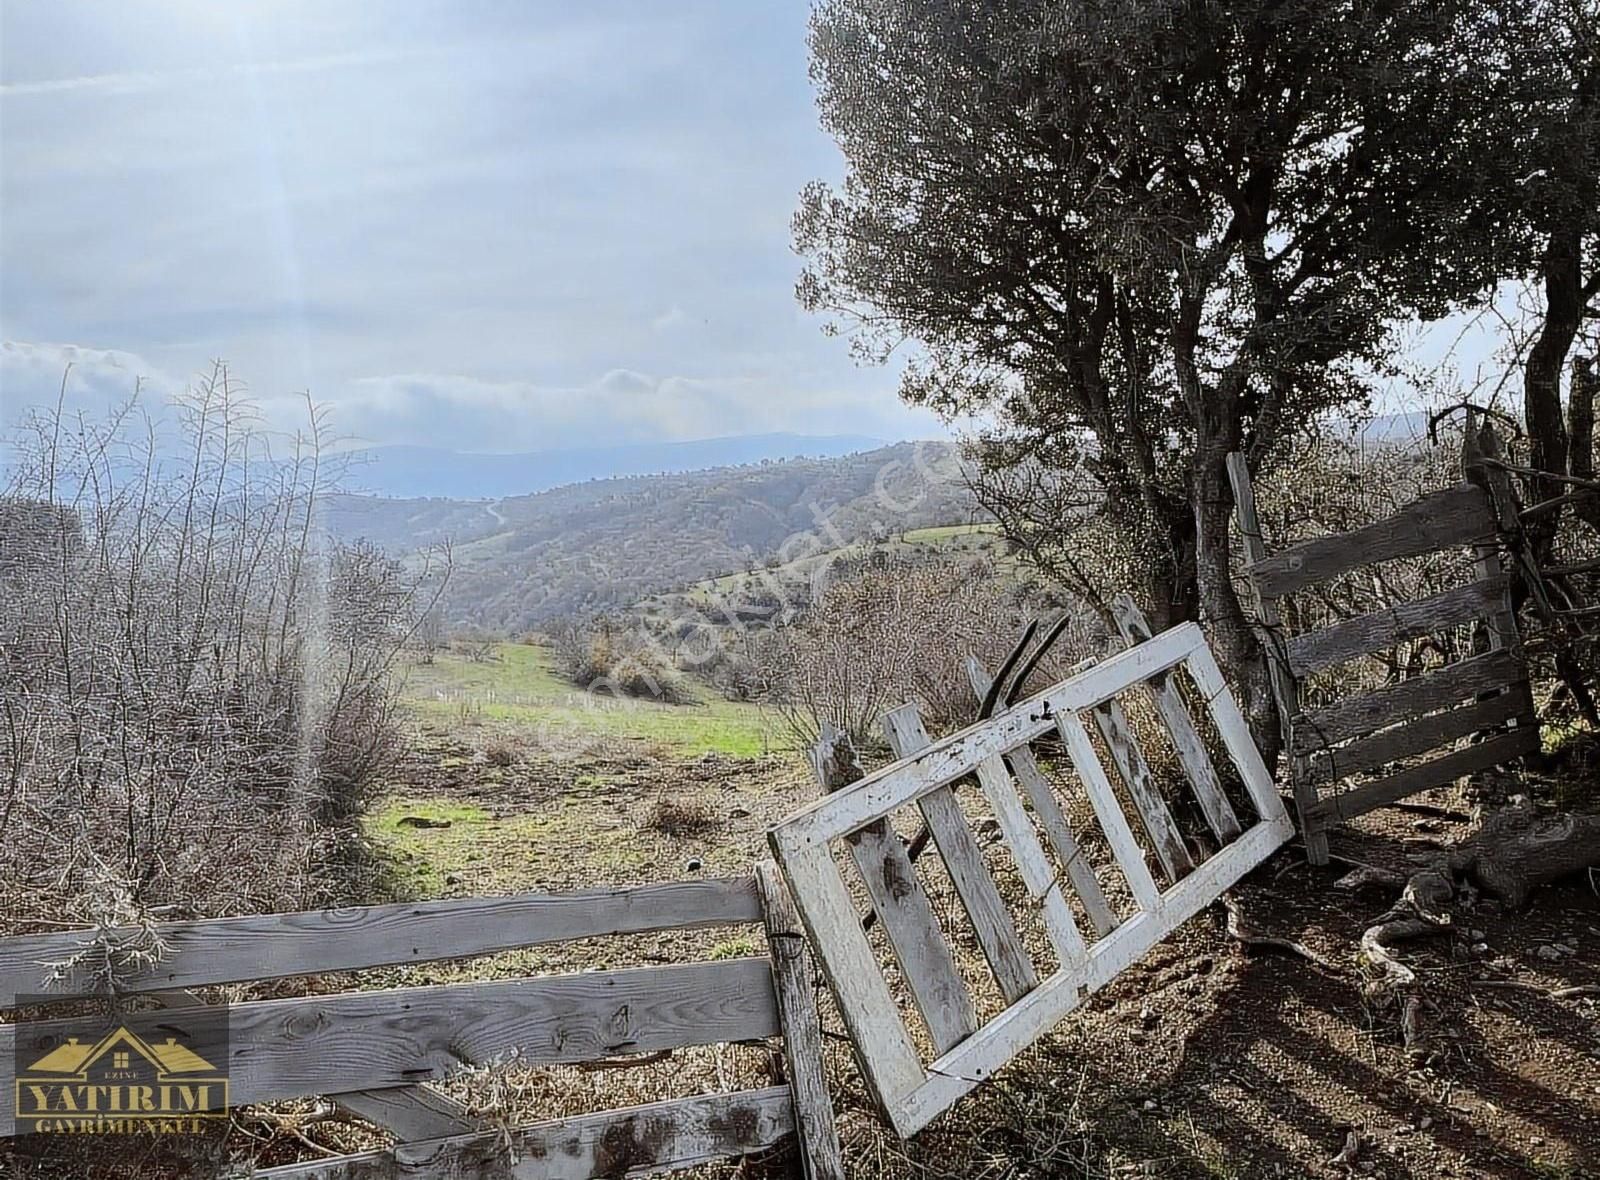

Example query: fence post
[755,861,846,1180]
[1224,453,1326,864]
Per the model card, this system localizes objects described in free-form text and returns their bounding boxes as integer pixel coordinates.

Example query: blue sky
[0,1,942,452]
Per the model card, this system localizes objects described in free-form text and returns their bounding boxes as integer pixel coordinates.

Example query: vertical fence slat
[964,658,1119,937]
[1055,711,1163,913]
[881,703,1038,1004]
[970,754,1088,966]
[1110,595,1244,845]
[1090,695,1195,881]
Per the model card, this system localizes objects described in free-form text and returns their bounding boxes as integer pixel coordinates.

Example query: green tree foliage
[795,0,1571,750]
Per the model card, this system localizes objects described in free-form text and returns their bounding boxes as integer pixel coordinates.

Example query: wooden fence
[0,873,843,1179]
[1228,452,1540,864]
[771,622,1293,1138]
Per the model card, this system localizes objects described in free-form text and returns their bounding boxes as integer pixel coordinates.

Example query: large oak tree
[795,0,1554,755]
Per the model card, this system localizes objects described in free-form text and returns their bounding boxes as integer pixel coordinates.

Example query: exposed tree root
[1329,1127,1362,1168]
[1357,795,1600,1056]
[1359,868,1455,988]
[1445,794,1600,909]
[1222,894,1338,971]
[1334,863,1409,893]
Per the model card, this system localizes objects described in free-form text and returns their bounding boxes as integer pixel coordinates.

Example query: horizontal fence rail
[256,1087,799,1180]
[0,877,761,1005]
[0,876,844,1179]
[1248,483,1498,599]
[1229,453,1539,863]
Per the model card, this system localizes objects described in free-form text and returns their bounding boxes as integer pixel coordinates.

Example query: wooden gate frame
[1227,452,1539,865]
[0,873,843,1179]
[770,622,1293,1138]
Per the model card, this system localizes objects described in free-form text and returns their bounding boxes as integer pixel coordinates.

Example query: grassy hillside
[400,640,774,757]
[641,518,1019,623]
[324,442,983,630]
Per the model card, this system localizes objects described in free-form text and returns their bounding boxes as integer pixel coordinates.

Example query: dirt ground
[17,713,1592,1179]
[336,720,1600,1180]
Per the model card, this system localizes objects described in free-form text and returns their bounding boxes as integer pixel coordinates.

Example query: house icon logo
[14,1022,229,1135]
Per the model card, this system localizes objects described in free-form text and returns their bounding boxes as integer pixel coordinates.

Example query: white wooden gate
[769,622,1293,1137]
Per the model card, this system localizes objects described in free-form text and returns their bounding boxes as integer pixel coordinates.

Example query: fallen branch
[1469,980,1600,999]
[1334,864,1409,892]
[575,1048,676,1072]
[1221,895,1337,971]
[1359,869,1455,987]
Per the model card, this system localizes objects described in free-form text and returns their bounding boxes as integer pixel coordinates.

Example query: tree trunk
[1570,354,1600,534]
[1448,794,1600,910]
[1523,227,1587,563]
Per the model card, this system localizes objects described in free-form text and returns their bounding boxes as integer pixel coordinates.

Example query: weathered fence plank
[754,861,846,1180]
[258,1087,797,1180]
[1054,712,1161,912]
[1307,685,1535,783]
[1230,450,1541,852]
[1286,575,1510,676]
[1,870,840,1179]
[841,817,977,1054]
[1223,454,1317,860]
[1090,694,1194,881]
[766,825,925,1117]
[1249,483,1497,598]
[970,754,1088,966]
[779,625,1205,849]
[0,959,779,1134]
[1307,727,1540,824]
[153,989,481,1142]
[333,1086,481,1142]
[963,659,1118,938]
[1110,597,1243,844]
[0,877,762,1005]
[1294,648,1524,754]
[881,703,1038,1003]
[889,814,1291,1136]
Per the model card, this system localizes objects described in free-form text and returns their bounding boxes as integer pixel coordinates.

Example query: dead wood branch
[1334,864,1409,892]
[1470,980,1600,999]
[1445,794,1600,908]
[1360,869,1455,988]
[1221,894,1337,970]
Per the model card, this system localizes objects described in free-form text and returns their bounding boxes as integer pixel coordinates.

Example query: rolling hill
[332,433,887,499]
[324,442,985,630]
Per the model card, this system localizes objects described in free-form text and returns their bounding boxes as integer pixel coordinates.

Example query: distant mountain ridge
[323,441,980,629]
[333,432,888,499]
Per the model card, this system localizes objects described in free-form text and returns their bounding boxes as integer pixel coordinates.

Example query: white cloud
[335,368,925,452]
[0,340,184,421]
[1,3,942,464]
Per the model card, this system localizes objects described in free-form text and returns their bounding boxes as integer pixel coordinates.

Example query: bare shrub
[643,796,720,839]
[0,365,442,941]
[453,627,501,663]
[549,614,696,704]
[770,553,1102,749]
[483,741,518,768]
